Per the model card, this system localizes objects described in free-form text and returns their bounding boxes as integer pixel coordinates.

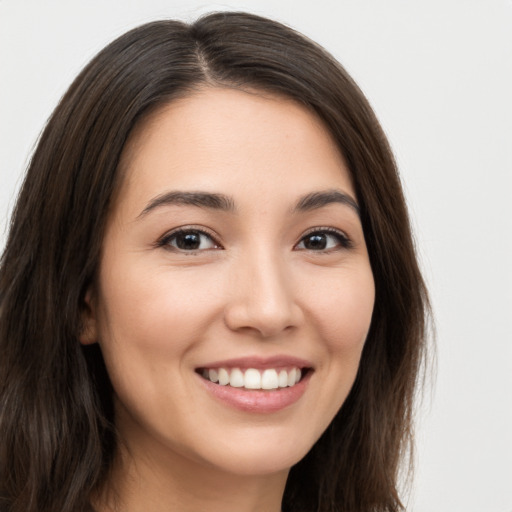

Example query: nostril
[223,302,302,338]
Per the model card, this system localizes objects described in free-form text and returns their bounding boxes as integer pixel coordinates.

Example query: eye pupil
[304,233,327,250]
[176,232,201,250]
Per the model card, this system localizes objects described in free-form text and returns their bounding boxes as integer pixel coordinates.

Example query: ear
[79,287,98,345]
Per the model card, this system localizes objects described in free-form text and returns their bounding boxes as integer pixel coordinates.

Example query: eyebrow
[138,191,236,218]
[138,188,359,219]
[293,189,360,216]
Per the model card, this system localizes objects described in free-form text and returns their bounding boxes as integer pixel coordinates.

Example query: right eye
[159,228,221,253]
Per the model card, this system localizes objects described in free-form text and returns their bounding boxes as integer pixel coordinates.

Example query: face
[82,87,375,477]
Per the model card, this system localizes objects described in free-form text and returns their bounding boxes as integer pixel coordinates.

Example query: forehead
[116,87,355,215]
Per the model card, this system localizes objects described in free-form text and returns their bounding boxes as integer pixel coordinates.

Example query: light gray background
[1,1,511,510]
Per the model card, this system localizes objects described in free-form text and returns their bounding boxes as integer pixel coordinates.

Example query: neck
[94,436,288,512]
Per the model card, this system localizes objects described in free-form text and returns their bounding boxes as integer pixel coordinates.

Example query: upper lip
[196,355,314,370]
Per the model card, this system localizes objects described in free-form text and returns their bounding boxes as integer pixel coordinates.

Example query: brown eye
[162,229,220,252]
[302,233,329,250]
[296,229,351,251]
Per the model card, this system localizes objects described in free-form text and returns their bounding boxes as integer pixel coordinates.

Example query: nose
[223,249,303,338]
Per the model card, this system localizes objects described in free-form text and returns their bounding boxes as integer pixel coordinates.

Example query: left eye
[162,229,219,252]
[295,230,350,251]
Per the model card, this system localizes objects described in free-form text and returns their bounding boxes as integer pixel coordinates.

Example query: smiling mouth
[196,366,311,390]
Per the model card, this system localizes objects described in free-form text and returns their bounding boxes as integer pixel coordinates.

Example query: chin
[188,427,318,477]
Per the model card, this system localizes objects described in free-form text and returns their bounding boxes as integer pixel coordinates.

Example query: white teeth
[204,366,304,390]
[261,369,279,389]
[230,368,244,388]
[287,368,296,387]
[218,368,229,386]
[244,368,262,389]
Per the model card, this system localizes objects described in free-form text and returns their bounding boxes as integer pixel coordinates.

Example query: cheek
[305,265,375,358]
[93,263,223,416]
[294,264,374,438]
[94,262,227,391]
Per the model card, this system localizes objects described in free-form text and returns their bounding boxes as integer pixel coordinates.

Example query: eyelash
[157,226,222,253]
[157,226,352,253]
[296,227,353,252]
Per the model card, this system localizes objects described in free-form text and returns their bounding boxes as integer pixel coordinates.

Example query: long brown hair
[0,12,429,512]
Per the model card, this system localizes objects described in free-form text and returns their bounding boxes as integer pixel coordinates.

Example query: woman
[0,12,429,512]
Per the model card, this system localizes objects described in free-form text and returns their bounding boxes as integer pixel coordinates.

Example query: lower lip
[198,372,311,413]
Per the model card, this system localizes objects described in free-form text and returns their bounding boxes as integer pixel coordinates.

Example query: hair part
[0,12,430,512]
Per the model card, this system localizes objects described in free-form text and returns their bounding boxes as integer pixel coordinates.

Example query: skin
[81,87,375,512]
